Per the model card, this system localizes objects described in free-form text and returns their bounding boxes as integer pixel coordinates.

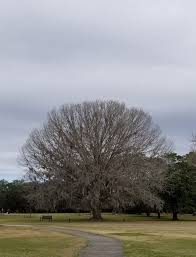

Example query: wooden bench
[40,215,52,222]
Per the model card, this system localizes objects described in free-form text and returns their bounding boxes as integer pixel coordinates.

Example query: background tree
[0,180,8,212]
[0,180,28,213]
[21,100,169,220]
[191,133,196,152]
[163,153,196,220]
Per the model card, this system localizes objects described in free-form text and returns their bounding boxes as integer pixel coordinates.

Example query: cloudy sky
[1,0,196,180]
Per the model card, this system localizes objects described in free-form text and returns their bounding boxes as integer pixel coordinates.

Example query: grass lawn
[0,226,85,257]
[71,221,196,257]
[1,212,196,224]
[61,218,196,257]
[0,213,196,257]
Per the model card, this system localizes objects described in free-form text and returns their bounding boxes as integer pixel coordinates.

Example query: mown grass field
[0,225,85,257]
[0,213,196,257]
[65,219,196,257]
[1,212,196,224]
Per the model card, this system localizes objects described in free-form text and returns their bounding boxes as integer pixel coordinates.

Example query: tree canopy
[163,153,196,220]
[21,100,169,219]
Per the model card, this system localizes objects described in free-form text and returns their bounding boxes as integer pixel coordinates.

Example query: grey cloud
[0,0,196,179]
[1,1,196,67]
[153,109,196,153]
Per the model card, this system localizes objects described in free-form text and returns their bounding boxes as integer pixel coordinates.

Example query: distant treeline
[1,152,196,220]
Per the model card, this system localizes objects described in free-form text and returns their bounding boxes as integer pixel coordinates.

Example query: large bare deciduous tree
[21,101,169,219]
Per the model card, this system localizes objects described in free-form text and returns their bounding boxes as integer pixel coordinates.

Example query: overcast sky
[1,0,196,180]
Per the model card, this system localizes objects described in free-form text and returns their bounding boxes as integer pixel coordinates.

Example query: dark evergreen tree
[164,153,196,220]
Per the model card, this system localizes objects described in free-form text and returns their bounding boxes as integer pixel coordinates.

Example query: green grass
[0,212,196,224]
[0,213,196,257]
[124,238,196,257]
[0,226,85,257]
[66,219,196,257]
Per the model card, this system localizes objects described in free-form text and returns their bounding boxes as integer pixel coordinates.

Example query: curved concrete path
[2,225,124,257]
[49,227,124,257]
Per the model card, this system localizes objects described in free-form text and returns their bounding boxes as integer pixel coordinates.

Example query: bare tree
[191,133,196,152]
[21,101,169,219]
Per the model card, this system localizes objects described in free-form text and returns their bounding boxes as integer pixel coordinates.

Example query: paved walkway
[48,227,124,257]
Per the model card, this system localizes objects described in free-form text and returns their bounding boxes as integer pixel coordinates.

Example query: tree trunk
[172,211,178,221]
[91,208,102,220]
[157,211,161,219]
[146,212,150,217]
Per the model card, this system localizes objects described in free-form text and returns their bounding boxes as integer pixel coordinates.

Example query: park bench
[40,215,53,222]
